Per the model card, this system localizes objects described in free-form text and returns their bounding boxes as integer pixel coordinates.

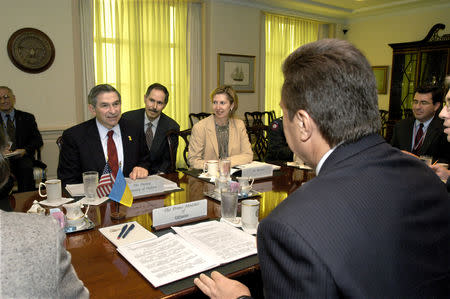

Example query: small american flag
[96,163,115,198]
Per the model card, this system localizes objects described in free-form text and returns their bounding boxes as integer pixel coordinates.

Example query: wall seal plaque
[7,28,55,74]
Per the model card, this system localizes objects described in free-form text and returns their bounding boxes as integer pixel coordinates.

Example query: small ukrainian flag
[109,167,133,207]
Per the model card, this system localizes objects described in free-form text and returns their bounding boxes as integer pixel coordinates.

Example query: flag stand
[110,202,125,220]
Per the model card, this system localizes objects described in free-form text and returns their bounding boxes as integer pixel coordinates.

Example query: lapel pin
[128,136,132,141]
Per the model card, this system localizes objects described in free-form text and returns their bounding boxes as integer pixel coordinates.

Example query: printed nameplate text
[126,177,164,197]
[152,199,207,227]
[241,164,273,179]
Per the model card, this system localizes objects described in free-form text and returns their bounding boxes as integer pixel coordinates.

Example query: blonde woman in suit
[188,85,253,169]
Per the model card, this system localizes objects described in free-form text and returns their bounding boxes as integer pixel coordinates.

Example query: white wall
[0,0,81,178]
[346,4,450,110]
[203,0,263,118]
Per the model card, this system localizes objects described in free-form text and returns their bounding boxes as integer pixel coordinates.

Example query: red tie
[413,123,424,154]
[107,130,119,177]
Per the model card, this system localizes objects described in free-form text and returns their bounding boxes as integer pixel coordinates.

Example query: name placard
[241,164,273,179]
[152,199,208,227]
[126,177,164,197]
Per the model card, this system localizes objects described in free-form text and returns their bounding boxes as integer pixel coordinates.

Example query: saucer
[39,197,74,207]
[64,217,95,233]
[78,196,109,206]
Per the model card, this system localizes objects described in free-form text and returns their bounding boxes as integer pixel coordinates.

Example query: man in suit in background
[391,85,450,162]
[122,83,179,174]
[58,84,151,186]
[0,86,44,192]
[194,39,450,298]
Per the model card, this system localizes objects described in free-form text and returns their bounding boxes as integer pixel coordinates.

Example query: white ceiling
[236,0,449,22]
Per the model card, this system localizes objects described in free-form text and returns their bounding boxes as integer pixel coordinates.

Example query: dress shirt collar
[95,119,121,139]
[414,116,433,131]
[145,113,160,129]
[315,142,342,175]
[0,109,15,123]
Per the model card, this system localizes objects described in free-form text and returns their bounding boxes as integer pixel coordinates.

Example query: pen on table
[432,160,438,166]
[122,223,135,239]
[117,224,128,239]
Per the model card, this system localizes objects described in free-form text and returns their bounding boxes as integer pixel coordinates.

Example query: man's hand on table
[129,166,148,180]
[194,271,251,299]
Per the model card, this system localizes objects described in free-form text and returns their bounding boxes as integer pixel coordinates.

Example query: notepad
[99,221,157,247]
[116,220,257,287]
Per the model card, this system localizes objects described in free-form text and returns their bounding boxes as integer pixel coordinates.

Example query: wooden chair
[379,109,389,138]
[189,112,211,128]
[244,111,276,127]
[246,124,269,161]
[166,129,192,171]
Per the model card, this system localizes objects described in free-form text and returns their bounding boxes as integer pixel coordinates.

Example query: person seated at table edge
[188,85,252,169]
[265,116,293,163]
[0,86,44,192]
[194,39,450,298]
[57,84,150,186]
[122,83,179,174]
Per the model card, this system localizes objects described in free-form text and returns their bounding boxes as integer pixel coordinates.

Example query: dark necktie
[107,130,119,177]
[145,122,153,150]
[413,123,424,154]
[6,114,16,150]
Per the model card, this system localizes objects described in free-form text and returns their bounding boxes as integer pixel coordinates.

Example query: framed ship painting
[218,53,255,93]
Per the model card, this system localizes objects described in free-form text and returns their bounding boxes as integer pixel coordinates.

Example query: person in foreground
[122,83,179,174]
[188,85,252,169]
[58,84,150,186]
[431,78,450,191]
[194,39,450,298]
[0,154,89,298]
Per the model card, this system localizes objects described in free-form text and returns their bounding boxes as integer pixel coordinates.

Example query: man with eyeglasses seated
[0,86,44,192]
[391,85,450,162]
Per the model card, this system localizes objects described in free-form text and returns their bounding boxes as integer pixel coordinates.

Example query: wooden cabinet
[388,24,450,121]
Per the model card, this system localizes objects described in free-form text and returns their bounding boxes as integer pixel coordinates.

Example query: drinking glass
[221,191,238,222]
[83,171,98,201]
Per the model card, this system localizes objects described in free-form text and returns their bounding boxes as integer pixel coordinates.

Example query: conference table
[11,166,314,298]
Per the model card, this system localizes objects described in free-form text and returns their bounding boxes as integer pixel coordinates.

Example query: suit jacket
[0,109,43,158]
[258,134,450,298]
[57,118,151,186]
[390,116,450,162]
[122,109,179,174]
[188,115,253,169]
[0,211,89,298]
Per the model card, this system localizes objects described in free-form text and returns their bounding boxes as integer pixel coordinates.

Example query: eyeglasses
[412,100,432,106]
[0,95,10,100]
[443,100,450,112]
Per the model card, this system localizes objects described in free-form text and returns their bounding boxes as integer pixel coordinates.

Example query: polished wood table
[11,166,314,298]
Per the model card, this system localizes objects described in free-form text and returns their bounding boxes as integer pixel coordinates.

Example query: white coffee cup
[203,160,219,177]
[63,202,89,228]
[38,179,62,203]
[241,199,260,230]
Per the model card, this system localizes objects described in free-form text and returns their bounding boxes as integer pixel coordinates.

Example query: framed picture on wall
[218,53,255,93]
[372,66,389,94]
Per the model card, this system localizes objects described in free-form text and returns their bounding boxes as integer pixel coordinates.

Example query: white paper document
[65,183,85,197]
[99,221,157,247]
[117,220,257,287]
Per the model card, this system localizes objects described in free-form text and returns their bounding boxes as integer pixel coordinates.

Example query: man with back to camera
[391,85,450,162]
[122,83,179,174]
[0,86,44,192]
[194,39,450,298]
[57,84,151,186]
